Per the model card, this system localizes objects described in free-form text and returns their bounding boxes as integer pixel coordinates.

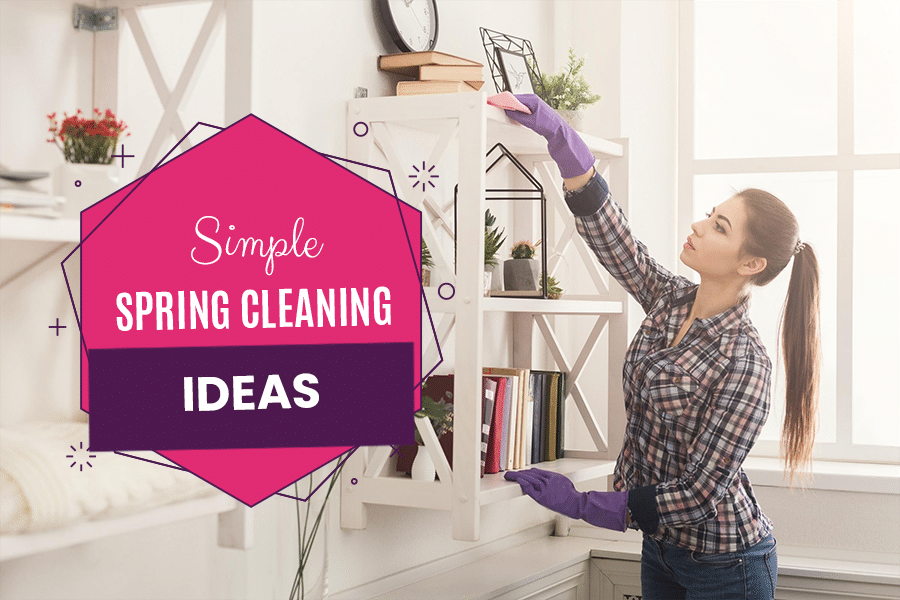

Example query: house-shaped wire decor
[454,142,549,299]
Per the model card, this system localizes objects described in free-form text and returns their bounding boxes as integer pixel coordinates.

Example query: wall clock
[377,0,439,53]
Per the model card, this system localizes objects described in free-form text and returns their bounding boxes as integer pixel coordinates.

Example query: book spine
[480,377,497,477]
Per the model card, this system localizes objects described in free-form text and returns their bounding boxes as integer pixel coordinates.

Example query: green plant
[533,48,602,111]
[541,273,564,299]
[422,237,434,269]
[484,208,506,267]
[414,384,454,445]
[511,239,542,259]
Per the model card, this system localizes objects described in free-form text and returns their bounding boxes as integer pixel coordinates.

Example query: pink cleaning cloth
[486,91,532,114]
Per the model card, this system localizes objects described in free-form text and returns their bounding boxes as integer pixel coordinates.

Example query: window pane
[854,1,900,154]
[694,1,837,159]
[853,170,900,446]
[693,173,838,445]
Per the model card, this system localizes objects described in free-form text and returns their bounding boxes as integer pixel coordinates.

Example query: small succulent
[422,237,434,269]
[541,273,563,299]
[511,239,542,259]
[484,208,506,267]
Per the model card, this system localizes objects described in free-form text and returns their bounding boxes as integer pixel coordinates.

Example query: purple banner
[88,342,414,451]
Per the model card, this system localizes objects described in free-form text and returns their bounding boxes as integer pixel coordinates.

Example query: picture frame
[479,27,545,97]
[495,48,536,95]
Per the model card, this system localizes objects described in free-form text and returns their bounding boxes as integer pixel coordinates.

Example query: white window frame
[677,0,900,465]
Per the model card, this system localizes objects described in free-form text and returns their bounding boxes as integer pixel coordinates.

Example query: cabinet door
[590,557,642,600]
[490,562,589,600]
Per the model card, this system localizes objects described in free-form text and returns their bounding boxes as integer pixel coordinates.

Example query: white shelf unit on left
[0,214,253,560]
[341,92,632,541]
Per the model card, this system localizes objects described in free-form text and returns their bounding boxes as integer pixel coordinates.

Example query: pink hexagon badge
[68,115,424,506]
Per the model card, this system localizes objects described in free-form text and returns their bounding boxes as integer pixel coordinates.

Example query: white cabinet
[341,91,631,541]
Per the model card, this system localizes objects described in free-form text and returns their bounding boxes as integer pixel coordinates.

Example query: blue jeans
[641,531,778,599]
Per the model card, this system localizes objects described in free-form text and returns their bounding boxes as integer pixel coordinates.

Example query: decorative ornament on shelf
[47,108,130,218]
[483,208,506,297]
[532,48,601,132]
[504,239,542,292]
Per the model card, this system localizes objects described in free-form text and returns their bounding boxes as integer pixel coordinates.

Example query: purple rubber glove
[502,93,596,179]
[504,468,628,531]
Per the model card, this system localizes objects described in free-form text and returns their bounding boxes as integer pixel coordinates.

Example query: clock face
[379,0,439,53]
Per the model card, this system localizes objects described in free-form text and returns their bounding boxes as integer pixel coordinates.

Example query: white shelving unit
[0,214,253,560]
[341,92,632,542]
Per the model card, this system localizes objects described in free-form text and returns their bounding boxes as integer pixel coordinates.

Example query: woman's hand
[505,468,629,531]
[501,94,596,179]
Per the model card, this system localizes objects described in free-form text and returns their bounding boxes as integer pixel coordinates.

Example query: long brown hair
[737,188,821,486]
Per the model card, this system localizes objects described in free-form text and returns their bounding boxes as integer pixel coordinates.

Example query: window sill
[742,457,900,495]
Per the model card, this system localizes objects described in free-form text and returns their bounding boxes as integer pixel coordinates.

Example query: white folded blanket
[0,421,216,534]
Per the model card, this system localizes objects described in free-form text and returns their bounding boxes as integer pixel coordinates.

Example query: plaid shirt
[564,170,774,555]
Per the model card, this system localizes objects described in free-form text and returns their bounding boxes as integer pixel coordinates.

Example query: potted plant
[47,108,130,218]
[412,392,454,481]
[504,239,542,291]
[533,48,601,132]
[541,273,564,300]
[483,208,506,296]
[421,237,434,287]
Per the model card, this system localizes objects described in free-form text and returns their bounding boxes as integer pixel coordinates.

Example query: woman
[500,94,821,600]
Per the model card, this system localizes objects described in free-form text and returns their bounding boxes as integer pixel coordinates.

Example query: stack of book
[0,189,65,218]
[378,50,485,96]
[396,368,568,477]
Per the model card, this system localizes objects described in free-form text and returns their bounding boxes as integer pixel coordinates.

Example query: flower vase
[411,445,436,481]
[54,162,120,219]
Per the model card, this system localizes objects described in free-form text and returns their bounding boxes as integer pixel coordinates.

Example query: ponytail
[738,189,823,487]
[776,243,822,486]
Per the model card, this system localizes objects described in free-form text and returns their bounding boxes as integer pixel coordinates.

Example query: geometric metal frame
[479,27,545,98]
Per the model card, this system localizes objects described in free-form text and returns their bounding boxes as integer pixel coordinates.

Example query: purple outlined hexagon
[61,115,445,506]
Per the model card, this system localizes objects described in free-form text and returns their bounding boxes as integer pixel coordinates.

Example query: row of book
[378,50,486,96]
[397,368,568,476]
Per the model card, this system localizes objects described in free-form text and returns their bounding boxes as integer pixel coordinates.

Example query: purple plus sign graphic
[111,144,134,168]
[49,318,66,336]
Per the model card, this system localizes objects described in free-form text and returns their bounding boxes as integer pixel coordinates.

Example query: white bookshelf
[342,92,632,541]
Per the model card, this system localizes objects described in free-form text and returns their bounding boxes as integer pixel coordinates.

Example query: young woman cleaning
[499,94,822,600]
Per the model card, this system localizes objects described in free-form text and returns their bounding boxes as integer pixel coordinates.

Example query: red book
[484,376,507,474]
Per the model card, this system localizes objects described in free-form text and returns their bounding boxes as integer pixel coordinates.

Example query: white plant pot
[483,270,492,297]
[411,445,436,481]
[556,109,585,132]
[53,162,120,219]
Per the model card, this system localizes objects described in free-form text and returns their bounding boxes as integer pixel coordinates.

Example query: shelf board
[0,493,236,562]
[354,458,617,511]
[484,105,623,158]
[478,458,617,506]
[483,297,622,315]
[349,93,623,158]
[0,214,80,242]
[423,287,622,315]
